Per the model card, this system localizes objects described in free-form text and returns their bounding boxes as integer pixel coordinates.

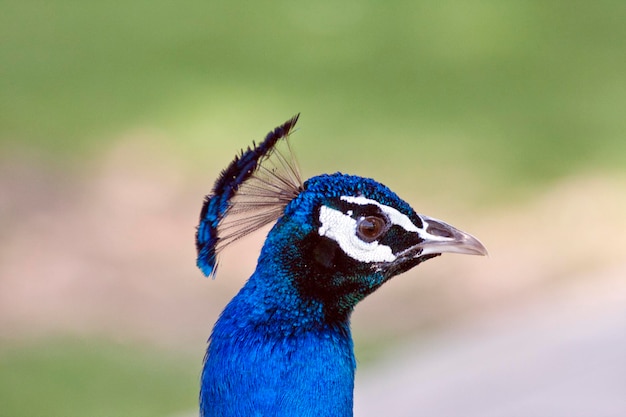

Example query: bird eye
[356,216,387,242]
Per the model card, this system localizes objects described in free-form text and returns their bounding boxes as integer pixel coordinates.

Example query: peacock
[195,115,487,417]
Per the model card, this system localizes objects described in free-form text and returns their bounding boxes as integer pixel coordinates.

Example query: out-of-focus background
[1,1,625,416]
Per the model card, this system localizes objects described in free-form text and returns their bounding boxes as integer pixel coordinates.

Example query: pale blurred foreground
[355,266,626,417]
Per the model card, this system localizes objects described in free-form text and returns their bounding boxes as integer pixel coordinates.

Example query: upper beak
[410,214,488,257]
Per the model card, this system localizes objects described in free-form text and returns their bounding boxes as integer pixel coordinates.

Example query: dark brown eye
[356,216,387,242]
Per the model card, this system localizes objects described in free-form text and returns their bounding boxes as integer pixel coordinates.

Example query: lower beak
[411,215,488,257]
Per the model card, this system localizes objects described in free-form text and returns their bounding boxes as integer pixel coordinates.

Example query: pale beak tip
[454,233,488,257]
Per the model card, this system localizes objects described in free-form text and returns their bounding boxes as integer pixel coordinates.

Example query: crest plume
[196,114,303,277]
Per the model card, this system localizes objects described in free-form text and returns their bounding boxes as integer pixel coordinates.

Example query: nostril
[427,223,454,238]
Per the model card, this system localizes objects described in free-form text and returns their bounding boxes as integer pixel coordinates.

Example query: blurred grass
[1,1,625,190]
[0,337,392,417]
[0,339,198,417]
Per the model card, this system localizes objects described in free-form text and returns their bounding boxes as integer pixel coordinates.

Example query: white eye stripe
[340,195,419,233]
[318,206,396,263]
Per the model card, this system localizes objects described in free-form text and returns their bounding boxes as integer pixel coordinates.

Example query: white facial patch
[318,205,397,263]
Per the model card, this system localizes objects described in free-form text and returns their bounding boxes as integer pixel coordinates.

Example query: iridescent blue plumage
[195,116,487,417]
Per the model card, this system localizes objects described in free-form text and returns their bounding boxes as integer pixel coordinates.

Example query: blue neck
[200,268,356,417]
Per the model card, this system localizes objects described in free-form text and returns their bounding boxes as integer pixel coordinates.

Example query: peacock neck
[201,269,356,417]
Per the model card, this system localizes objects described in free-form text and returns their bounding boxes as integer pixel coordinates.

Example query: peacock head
[255,172,486,320]
[196,115,486,320]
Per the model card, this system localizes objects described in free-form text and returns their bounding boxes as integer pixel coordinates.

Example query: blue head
[254,172,486,323]
[196,115,485,323]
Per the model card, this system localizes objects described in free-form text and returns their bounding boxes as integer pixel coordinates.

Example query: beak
[410,214,488,257]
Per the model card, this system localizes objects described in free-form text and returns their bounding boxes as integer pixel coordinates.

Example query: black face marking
[290,232,385,323]
[334,199,385,220]
[378,224,423,255]
[384,253,441,277]
[312,236,340,269]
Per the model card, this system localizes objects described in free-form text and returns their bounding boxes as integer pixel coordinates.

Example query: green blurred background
[1,1,625,416]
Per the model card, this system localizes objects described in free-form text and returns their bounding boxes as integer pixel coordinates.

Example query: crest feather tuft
[196,115,303,277]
